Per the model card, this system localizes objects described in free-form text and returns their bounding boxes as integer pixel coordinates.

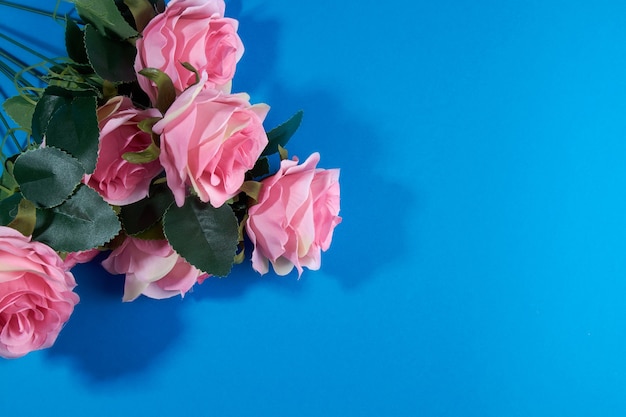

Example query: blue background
[3,0,626,415]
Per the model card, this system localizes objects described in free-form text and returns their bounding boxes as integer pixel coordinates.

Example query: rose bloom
[0,226,79,359]
[135,0,244,103]
[101,237,209,302]
[84,96,163,206]
[153,74,269,207]
[62,248,100,270]
[246,153,341,276]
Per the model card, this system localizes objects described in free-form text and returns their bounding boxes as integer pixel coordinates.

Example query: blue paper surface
[3,0,626,416]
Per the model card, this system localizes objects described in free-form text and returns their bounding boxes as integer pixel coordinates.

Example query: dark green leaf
[262,110,303,156]
[123,0,156,32]
[85,24,138,83]
[3,96,36,132]
[74,0,139,40]
[0,193,21,226]
[248,156,269,178]
[65,18,89,64]
[120,182,174,234]
[31,86,97,144]
[45,94,100,174]
[13,147,85,208]
[31,93,67,144]
[33,185,121,252]
[163,197,239,276]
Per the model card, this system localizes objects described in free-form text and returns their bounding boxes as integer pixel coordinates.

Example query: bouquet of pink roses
[0,0,341,358]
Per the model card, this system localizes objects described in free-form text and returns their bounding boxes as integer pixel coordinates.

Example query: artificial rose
[135,0,244,104]
[62,248,100,270]
[153,74,269,207]
[0,226,79,358]
[83,96,163,206]
[101,237,209,302]
[246,153,341,276]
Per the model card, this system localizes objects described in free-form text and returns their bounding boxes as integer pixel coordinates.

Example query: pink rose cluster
[82,0,340,294]
[79,0,269,303]
[0,0,341,359]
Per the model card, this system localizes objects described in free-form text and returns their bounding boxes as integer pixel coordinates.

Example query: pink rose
[101,237,208,301]
[135,0,244,103]
[84,96,163,206]
[153,75,269,207]
[62,248,100,270]
[246,153,341,276]
[0,226,79,358]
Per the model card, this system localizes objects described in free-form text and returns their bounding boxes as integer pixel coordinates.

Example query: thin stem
[0,49,46,82]
[0,112,22,153]
[0,0,64,21]
[0,61,33,90]
[0,62,25,87]
[0,32,56,64]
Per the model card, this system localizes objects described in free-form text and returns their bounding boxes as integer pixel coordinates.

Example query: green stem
[0,32,57,64]
[0,49,45,82]
[0,0,64,20]
[0,61,32,89]
[0,112,23,154]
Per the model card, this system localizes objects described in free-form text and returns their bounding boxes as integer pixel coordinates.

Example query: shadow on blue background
[233,1,414,290]
[43,0,413,382]
[47,257,186,381]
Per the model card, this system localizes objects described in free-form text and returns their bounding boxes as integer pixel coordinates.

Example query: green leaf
[13,147,85,208]
[122,141,160,164]
[163,197,239,276]
[85,24,138,83]
[7,199,36,237]
[73,0,139,40]
[65,18,89,64]
[123,0,156,32]
[119,182,174,235]
[239,181,262,201]
[45,93,100,174]
[31,93,65,144]
[31,86,97,145]
[0,193,21,226]
[0,170,18,201]
[33,184,121,252]
[138,68,176,113]
[248,156,269,178]
[3,96,36,132]
[262,110,304,156]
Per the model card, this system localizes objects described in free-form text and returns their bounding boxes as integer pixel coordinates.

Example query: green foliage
[138,68,176,113]
[120,182,174,235]
[31,87,100,173]
[85,24,138,82]
[73,0,139,40]
[33,185,121,252]
[122,0,156,32]
[13,147,85,208]
[163,197,239,276]
[248,156,270,178]
[262,110,304,156]
[7,199,36,237]
[2,96,36,133]
[65,18,89,64]
[0,194,21,226]
[0,167,18,201]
